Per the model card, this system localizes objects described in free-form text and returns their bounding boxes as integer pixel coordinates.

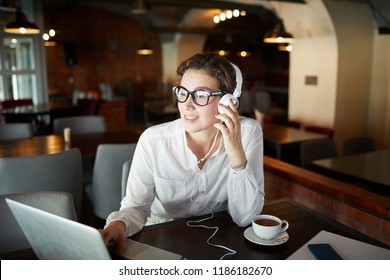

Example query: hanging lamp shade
[136,43,153,55]
[263,20,294,43]
[4,9,40,34]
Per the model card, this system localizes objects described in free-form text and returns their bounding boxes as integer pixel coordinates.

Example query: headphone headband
[231,63,242,98]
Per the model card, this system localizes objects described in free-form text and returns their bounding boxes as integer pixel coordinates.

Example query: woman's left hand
[214,99,247,168]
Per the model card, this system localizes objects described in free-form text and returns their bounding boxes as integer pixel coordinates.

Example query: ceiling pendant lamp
[263,19,294,44]
[136,43,154,55]
[4,8,40,35]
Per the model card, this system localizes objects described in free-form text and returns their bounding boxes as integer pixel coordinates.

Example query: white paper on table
[287,230,390,260]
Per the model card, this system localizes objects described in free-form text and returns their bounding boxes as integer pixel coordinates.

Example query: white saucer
[244,227,289,246]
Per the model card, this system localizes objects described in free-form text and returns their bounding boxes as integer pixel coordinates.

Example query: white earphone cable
[187,189,237,260]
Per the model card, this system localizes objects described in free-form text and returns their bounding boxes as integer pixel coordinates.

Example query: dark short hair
[176,53,236,94]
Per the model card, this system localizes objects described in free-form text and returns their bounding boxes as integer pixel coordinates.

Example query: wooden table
[261,123,328,163]
[131,198,388,260]
[311,149,390,196]
[0,130,140,158]
[2,198,387,260]
[1,103,80,135]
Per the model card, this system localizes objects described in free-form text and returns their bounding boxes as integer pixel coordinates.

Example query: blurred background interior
[0,0,389,150]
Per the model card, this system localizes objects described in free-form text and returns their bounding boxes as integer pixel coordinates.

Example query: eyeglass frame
[172,86,226,106]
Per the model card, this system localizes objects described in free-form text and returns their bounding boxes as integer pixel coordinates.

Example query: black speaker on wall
[63,42,77,66]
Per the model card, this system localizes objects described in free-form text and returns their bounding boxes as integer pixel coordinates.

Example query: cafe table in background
[0,129,140,159]
[311,149,390,196]
[261,122,328,165]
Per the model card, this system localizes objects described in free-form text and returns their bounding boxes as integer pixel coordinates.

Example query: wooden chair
[0,191,77,255]
[300,139,338,169]
[341,136,374,156]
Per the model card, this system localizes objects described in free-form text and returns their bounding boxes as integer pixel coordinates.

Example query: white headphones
[218,63,243,114]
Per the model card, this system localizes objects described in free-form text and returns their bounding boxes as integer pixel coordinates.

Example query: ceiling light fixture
[213,9,244,24]
[136,43,154,55]
[278,43,293,52]
[263,19,294,44]
[4,8,40,34]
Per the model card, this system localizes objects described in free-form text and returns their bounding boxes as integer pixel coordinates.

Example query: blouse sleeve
[226,118,265,227]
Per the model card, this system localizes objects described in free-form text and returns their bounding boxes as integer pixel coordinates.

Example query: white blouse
[106,117,265,237]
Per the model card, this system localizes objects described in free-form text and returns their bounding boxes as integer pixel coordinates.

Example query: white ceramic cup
[63,127,71,150]
[252,214,289,240]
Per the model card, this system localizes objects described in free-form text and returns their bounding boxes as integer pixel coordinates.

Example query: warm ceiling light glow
[233,9,240,17]
[278,44,293,52]
[217,50,229,56]
[44,41,58,47]
[213,15,220,23]
[4,9,40,34]
[49,29,56,37]
[219,13,226,21]
[42,33,50,40]
[226,10,233,19]
[238,51,250,57]
[136,43,154,55]
[240,10,246,16]
[263,21,295,43]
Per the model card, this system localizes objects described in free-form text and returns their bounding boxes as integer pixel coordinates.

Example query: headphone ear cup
[218,94,239,114]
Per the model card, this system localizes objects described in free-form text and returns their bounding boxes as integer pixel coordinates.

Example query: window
[0,36,37,101]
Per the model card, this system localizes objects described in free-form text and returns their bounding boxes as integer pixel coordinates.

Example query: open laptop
[6,198,183,260]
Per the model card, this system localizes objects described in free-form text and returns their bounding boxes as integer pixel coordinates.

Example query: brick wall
[45,4,162,99]
[263,156,390,246]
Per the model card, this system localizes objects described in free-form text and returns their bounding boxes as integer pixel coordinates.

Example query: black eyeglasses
[172,86,225,106]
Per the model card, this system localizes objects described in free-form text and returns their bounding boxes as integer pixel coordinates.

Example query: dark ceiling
[42,0,306,34]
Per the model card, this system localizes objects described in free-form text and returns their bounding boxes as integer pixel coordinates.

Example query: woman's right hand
[99,221,126,256]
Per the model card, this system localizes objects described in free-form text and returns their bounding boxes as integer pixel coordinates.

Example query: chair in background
[254,91,288,119]
[238,89,254,117]
[53,115,106,135]
[341,136,374,156]
[0,148,83,218]
[76,98,101,115]
[121,160,132,199]
[0,123,33,141]
[85,143,137,222]
[304,125,334,137]
[300,139,338,169]
[0,191,77,255]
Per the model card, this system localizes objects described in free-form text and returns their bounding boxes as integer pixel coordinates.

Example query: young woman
[100,53,264,254]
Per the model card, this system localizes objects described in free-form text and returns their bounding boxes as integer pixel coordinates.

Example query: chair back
[0,191,77,254]
[86,143,136,220]
[122,160,132,199]
[53,115,106,135]
[254,91,272,115]
[0,123,33,140]
[77,98,101,115]
[0,148,83,217]
[341,136,374,156]
[300,139,338,169]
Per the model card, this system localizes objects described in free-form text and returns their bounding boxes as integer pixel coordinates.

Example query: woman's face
[178,69,221,134]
